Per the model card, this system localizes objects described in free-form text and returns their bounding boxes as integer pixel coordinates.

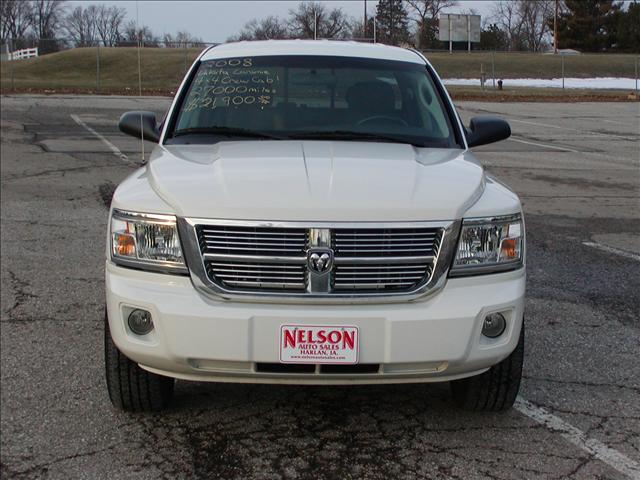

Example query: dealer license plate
[279,325,359,364]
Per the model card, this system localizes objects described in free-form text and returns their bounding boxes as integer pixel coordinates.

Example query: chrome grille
[329,227,440,291]
[332,228,441,257]
[205,260,306,290]
[197,225,308,291]
[197,225,307,256]
[334,263,432,291]
[184,220,457,300]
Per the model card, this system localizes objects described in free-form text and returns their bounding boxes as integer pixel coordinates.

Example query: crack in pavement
[0,444,124,479]
[515,398,640,478]
[3,270,38,320]
[1,164,116,182]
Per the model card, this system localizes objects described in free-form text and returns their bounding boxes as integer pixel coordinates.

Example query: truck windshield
[166,55,459,148]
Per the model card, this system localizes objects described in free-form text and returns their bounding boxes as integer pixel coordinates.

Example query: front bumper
[106,262,525,384]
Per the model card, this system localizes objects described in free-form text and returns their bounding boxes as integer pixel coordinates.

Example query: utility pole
[314,10,317,39]
[554,0,559,54]
[364,0,367,39]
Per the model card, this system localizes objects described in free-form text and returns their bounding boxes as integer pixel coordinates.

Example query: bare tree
[492,0,525,51]
[492,0,553,52]
[229,16,289,41]
[32,0,66,39]
[1,0,34,42]
[288,2,351,39]
[95,5,126,47]
[350,19,363,39]
[64,5,98,47]
[519,0,553,52]
[122,20,158,46]
[162,32,174,46]
[176,30,203,47]
[405,0,457,48]
[163,30,204,47]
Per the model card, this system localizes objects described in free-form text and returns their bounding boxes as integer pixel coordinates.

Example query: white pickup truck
[106,40,525,412]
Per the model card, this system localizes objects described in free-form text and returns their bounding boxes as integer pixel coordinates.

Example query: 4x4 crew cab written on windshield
[106,40,524,412]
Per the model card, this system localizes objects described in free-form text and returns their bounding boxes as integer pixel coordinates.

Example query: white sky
[72,0,497,43]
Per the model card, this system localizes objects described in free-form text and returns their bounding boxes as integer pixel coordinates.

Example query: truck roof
[200,40,426,65]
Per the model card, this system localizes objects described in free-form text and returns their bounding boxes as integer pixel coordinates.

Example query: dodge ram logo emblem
[308,248,333,274]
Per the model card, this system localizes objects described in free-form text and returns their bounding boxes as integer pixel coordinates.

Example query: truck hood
[146,141,485,222]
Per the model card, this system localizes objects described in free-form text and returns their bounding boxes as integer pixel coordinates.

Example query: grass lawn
[425,51,638,79]
[1,47,202,91]
[1,47,638,98]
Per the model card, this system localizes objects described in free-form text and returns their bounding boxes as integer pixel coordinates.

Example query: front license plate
[280,325,359,364]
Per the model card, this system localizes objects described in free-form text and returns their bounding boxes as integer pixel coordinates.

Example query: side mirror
[118,111,160,143]
[465,116,511,148]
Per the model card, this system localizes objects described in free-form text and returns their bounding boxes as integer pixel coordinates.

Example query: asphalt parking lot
[1,95,639,479]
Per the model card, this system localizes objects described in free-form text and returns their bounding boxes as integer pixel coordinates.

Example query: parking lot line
[508,136,580,153]
[515,398,640,479]
[70,114,135,166]
[582,242,640,261]
[508,118,636,141]
[601,119,632,126]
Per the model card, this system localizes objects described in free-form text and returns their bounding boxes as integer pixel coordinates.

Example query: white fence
[9,47,38,60]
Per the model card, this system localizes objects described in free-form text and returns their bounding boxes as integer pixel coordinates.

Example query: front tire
[104,312,174,412]
[450,321,524,412]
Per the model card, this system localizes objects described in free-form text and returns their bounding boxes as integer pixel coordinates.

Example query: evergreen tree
[480,23,509,51]
[553,0,622,51]
[374,0,412,46]
[612,2,640,52]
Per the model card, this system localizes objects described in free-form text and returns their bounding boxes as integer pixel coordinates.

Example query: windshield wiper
[171,126,285,140]
[288,130,422,146]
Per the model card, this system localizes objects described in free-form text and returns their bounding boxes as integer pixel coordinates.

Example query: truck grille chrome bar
[332,228,440,258]
[178,219,461,303]
[198,225,308,257]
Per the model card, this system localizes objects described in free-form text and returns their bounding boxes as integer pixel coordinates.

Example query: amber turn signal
[114,233,136,257]
[500,238,518,259]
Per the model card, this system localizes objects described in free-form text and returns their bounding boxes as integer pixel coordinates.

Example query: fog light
[127,309,153,335]
[482,313,506,338]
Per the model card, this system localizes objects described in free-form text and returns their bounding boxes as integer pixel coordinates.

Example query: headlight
[110,209,188,274]
[449,214,524,276]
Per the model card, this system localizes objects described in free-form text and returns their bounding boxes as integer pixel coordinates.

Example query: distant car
[106,40,523,412]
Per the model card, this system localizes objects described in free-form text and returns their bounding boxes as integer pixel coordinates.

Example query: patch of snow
[443,77,637,90]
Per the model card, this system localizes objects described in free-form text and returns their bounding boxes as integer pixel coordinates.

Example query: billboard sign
[438,14,481,43]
